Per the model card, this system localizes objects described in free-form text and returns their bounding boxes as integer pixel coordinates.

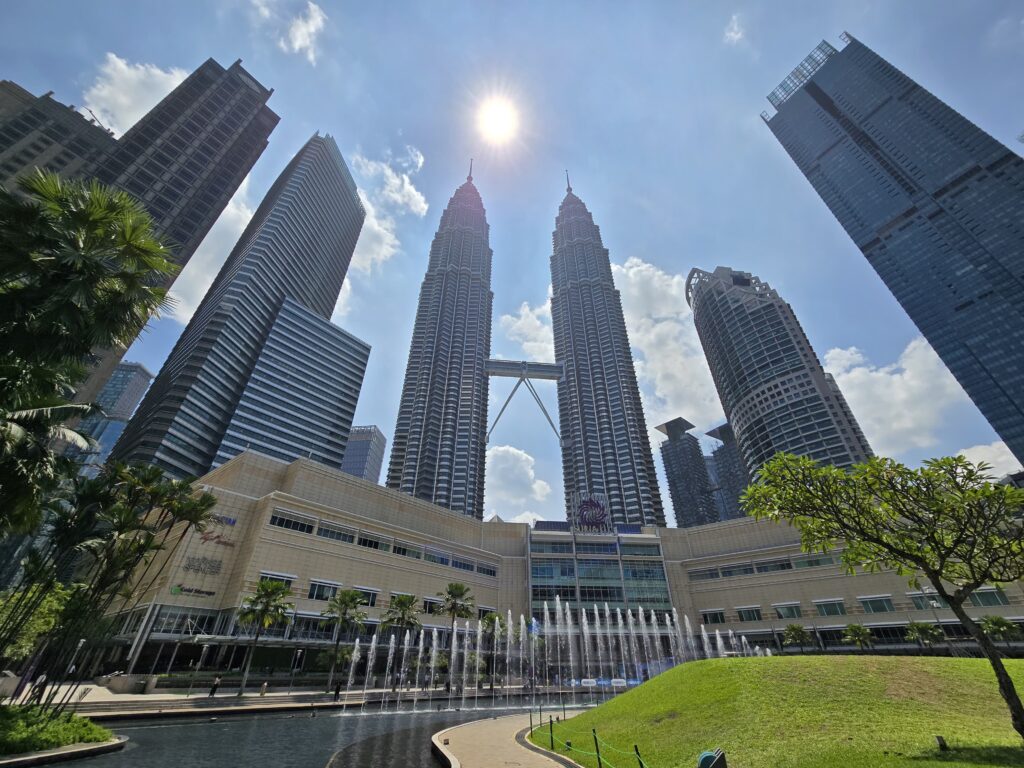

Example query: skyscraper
[387,169,492,518]
[705,422,749,521]
[765,34,1024,464]
[656,418,718,528]
[69,361,153,474]
[551,180,664,527]
[341,426,387,483]
[687,266,872,476]
[0,60,280,404]
[112,134,366,479]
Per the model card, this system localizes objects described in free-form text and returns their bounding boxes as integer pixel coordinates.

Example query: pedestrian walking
[260,681,268,697]
[333,680,342,702]
[209,675,222,697]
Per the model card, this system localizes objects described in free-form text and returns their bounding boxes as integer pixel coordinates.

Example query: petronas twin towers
[387,171,663,526]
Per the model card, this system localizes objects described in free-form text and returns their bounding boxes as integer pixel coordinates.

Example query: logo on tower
[570,492,614,534]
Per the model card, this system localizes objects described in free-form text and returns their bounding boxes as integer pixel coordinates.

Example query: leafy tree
[381,593,421,634]
[782,624,812,653]
[0,584,68,662]
[982,616,1021,653]
[237,580,294,695]
[745,453,1024,739]
[905,621,944,651]
[321,589,367,689]
[843,624,873,651]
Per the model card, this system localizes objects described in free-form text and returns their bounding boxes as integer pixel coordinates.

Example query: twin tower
[387,170,664,527]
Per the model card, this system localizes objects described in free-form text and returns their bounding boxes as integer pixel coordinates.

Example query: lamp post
[922,586,953,657]
[288,649,303,694]
[186,644,210,698]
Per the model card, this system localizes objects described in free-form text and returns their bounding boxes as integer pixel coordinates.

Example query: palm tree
[905,621,943,652]
[321,589,367,689]
[0,171,176,367]
[236,580,294,695]
[843,623,873,652]
[982,616,1020,654]
[783,624,812,653]
[381,594,421,634]
[0,171,175,533]
[438,583,474,650]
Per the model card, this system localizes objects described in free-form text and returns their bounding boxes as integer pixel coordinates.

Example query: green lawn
[0,706,113,756]
[528,656,1024,768]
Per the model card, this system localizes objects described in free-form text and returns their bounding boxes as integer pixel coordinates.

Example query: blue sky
[5,1,1023,524]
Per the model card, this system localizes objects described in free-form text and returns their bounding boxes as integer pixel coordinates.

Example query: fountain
[700,624,713,658]
[448,622,459,710]
[360,633,379,713]
[380,634,396,711]
[345,638,361,705]
[564,600,577,706]
[411,629,425,710]
[460,620,470,710]
[715,629,727,658]
[505,610,514,709]
[684,614,698,659]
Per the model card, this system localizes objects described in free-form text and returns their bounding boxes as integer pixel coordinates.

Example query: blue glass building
[765,35,1024,464]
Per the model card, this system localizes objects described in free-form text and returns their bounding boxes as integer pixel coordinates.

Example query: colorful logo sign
[570,493,614,533]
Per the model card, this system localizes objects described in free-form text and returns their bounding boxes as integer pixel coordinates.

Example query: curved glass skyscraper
[550,182,664,527]
[387,170,493,518]
[112,134,367,479]
[687,266,872,475]
[765,34,1024,464]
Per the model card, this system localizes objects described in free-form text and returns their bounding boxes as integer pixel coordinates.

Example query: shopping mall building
[113,451,1023,672]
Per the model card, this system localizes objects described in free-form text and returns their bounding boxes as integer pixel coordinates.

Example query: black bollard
[593,729,603,768]
[549,716,554,750]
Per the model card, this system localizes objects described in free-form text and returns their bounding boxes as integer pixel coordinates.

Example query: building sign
[183,556,222,575]
[213,515,237,526]
[200,530,235,548]
[169,584,216,598]
[569,493,614,534]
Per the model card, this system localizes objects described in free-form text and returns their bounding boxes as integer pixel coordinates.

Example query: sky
[4,1,1023,525]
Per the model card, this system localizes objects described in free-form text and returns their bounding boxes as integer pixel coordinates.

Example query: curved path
[434,712,584,768]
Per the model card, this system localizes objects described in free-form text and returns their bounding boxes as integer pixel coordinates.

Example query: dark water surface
[80,709,499,768]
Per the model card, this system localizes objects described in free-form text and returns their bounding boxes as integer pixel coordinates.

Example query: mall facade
[114,451,1022,672]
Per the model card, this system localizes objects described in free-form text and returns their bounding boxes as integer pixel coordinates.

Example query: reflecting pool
[81,709,494,768]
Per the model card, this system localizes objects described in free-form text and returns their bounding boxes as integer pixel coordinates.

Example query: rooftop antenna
[565,169,571,193]
[468,158,473,182]
[84,107,111,134]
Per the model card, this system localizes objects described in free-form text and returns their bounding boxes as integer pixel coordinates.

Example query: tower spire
[468,158,473,182]
[565,169,571,193]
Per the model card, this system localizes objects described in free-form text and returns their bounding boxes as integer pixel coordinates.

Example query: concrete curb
[430,724,462,768]
[82,700,362,722]
[516,725,587,768]
[0,737,127,767]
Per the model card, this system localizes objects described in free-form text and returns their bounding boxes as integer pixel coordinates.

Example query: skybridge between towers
[484,359,564,446]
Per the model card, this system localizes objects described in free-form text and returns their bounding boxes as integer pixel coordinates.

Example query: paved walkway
[437,712,583,768]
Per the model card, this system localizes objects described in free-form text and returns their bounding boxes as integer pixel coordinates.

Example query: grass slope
[530,656,1024,768]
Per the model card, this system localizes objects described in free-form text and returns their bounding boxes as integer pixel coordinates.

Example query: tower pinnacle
[468,158,473,182]
[565,169,571,193]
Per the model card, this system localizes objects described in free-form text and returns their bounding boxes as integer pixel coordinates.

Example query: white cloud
[611,258,723,443]
[485,445,551,520]
[81,53,187,137]
[987,15,1024,49]
[500,301,554,361]
[723,13,744,45]
[824,336,969,457]
[165,176,255,324]
[278,1,328,66]
[330,280,353,323]
[351,148,428,217]
[957,441,1022,477]
[348,146,428,276]
[250,0,273,19]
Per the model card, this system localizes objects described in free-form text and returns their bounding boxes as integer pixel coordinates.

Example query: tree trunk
[327,632,341,691]
[948,600,1024,740]
[238,629,261,696]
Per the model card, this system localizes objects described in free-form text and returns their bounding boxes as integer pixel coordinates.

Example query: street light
[921,586,954,657]
[186,644,210,698]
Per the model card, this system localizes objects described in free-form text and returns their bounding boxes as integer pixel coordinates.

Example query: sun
[476,96,520,146]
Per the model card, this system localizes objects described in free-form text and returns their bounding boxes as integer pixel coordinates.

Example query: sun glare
[476,96,520,146]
